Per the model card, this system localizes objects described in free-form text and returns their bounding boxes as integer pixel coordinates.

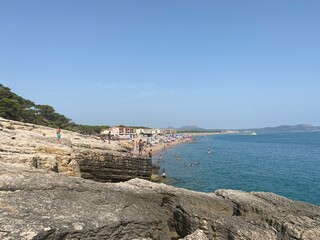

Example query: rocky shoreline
[1,162,319,239]
[0,118,320,239]
[0,117,152,182]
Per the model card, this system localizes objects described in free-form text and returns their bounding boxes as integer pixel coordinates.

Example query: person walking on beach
[56,127,61,144]
[108,131,111,144]
[148,149,153,159]
[138,139,143,156]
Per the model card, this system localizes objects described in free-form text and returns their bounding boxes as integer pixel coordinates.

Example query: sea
[153,131,320,206]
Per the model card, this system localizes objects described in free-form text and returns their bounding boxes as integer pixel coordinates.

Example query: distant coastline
[176,124,320,134]
[251,124,320,133]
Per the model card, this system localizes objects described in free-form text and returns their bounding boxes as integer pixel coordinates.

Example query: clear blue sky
[1,0,319,129]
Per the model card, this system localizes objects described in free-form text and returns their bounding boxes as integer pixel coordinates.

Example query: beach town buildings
[101,126,174,137]
[134,128,152,136]
[163,129,177,134]
[102,126,135,137]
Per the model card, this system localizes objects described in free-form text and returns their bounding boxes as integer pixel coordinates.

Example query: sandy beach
[115,136,181,156]
[116,132,222,157]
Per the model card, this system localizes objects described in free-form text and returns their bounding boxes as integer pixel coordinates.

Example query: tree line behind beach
[0,83,110,135]
[0,84,172,135]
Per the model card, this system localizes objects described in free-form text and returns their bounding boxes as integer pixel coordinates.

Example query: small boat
[249,131,257,136]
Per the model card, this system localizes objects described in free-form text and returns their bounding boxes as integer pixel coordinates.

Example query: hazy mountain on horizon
[251,124,320,132]
[175,124,320,132]
[175,126,207,131]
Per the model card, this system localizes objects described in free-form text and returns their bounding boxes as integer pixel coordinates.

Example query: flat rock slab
[1,163,320,240]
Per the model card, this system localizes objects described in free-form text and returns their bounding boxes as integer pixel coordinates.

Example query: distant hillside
[176,126,207,132]
[177,124,320,133]
[252,124,320,132]
[175,126,225,133]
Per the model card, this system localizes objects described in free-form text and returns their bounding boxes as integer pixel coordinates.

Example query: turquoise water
[154,132,320,206]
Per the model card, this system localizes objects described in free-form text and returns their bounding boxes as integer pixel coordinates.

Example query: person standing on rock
[138,139,143,155]
[56,127,61,144]
[148,149,153,159]
[108,131,111,144]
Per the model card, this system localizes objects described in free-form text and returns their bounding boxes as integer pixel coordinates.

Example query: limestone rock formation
[1,118,320,239]
[0,162,319,240]
[0,118,152,182]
